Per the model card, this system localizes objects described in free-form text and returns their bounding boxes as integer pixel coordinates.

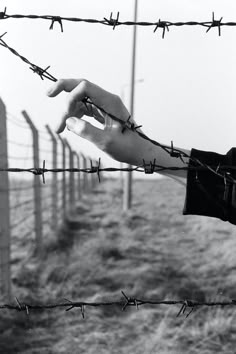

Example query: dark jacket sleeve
[183,147,236,225]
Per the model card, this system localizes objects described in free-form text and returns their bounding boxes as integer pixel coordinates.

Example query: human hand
[47,78,152,166]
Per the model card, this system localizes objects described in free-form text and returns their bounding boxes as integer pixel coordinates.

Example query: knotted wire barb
[0,9,235,36]
[1,292,236,319]
[0,35,235,185]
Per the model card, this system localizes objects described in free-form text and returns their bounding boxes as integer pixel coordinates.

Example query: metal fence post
[0,98,11,299]
[88,157,93,190]
[64,140,75,211]
[46,125,58,229]
[91,159,97,189]
[76,153,82,200]
[58,135,66,219]
[81,154,88,193]
[22,110,42,254]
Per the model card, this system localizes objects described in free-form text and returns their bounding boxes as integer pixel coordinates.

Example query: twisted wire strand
[1,164,236,174]
[1,10,236,36]
[1,292,236,318]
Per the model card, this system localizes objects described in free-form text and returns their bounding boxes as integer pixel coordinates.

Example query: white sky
[0,0,236,171]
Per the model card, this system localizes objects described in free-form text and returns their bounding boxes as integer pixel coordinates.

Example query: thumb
[66,117,105,146]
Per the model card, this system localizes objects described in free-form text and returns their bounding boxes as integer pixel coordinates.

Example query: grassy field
[1,177,236,353]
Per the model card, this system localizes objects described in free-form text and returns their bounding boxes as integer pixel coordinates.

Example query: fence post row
[45,125,58,229]
[0,98,11,300]
[22,110,43,254]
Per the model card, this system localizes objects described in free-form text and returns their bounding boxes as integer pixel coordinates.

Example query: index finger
[47,79,84,97]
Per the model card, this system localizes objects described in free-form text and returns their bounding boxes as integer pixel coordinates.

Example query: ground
[1,177,236,353]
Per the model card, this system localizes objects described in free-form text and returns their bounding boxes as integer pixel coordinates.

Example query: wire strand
[0,11,235,37]
[1,292,236,318]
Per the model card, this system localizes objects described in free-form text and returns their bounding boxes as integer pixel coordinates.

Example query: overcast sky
[0,0,236,170]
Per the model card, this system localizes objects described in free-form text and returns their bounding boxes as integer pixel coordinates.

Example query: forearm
[115,134,190,179]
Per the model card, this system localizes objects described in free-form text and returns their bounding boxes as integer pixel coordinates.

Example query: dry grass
[1,177,236,353]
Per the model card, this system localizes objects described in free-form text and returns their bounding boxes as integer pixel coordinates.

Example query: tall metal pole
[123,0,138,211]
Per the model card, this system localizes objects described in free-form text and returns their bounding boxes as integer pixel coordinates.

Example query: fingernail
[66,117,77,131]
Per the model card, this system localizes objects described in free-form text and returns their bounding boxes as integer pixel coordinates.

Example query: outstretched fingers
[48,78,130,134]
[50,79,108,133]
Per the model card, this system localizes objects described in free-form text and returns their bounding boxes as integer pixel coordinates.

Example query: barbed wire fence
[0,9,236,318]
[0,97,99,300]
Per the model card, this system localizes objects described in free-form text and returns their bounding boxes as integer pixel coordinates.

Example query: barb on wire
[153,19,170,39]
[143,159,156,174]
[49,16,63,32]
[1,291,236,318]
[1,10,236,36]
[103,12,120,30]
[0,34,57,82]
[206,12,223,36]
[89,158,101,182]
[32,160,46,184]
[0,7,6,20]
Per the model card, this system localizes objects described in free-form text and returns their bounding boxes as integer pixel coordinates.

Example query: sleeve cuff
[183,147,236,225]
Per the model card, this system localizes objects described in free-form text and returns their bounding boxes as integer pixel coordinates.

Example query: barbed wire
[1,291,236,318]
[0,9,235,37]
[0,33,235,186]
[0,33,57,81]
[1,161,236,180]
